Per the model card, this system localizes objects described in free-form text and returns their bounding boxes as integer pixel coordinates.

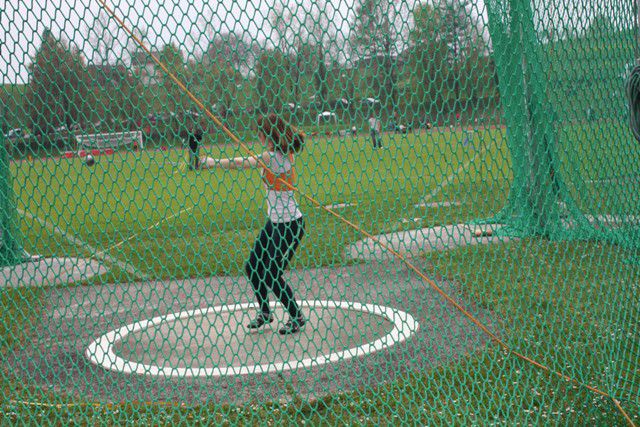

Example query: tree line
[2,0,499,149]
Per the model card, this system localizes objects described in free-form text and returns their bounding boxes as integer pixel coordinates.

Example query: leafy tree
[585,14,616,44]
[88,10,118,66]
[200,32,248,117]
[84,63,141,132]
[350,0,403,111]
[204,31,255,75]
[408,3,450,114]
[158,43,188,113]
[304,0,336,111]
[436,0,488,104]
[84,15,144,131]
[255,49,289,114]
[1,85,29,133]
[26,29,89,138]
[269,3,303,110]
[315,46,328,109]
[269,1,336,112]
[198,10,260,117]
[408,0,491,117]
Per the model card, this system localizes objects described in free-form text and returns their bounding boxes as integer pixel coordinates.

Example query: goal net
[75,130,144,152]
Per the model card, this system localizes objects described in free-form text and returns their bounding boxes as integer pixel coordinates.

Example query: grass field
[11,126,511,282]
[3,122,639,423]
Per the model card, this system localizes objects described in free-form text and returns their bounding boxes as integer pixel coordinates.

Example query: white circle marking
[85,300,419,377]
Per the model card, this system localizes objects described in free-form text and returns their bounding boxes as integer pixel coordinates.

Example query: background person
[368,114,382,148]
[187,122,203,170]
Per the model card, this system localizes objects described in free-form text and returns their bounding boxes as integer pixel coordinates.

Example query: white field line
[414,200,462,209]
[19,209,147,280]
[417,144,489,207]
[320,202,356,209]
[400,217,423,224]
[585,214,640,225]
[171,149,189,175]
[95,204,197,258]
[585,174,640,184]
[84,300,419,377]
[171,161,187,175]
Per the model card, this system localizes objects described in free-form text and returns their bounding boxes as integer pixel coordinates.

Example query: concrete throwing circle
[85,300,419,378]
[10,260,499,404]
[1,257,107,288]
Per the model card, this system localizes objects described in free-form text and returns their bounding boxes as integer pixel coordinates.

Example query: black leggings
[245,217,305,318]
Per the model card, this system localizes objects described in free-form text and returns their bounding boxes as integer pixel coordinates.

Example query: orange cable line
[613,398,637,427]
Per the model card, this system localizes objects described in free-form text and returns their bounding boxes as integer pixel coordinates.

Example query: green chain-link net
[1,0,639,424]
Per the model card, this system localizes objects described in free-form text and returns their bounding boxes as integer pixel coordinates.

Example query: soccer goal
[75,130,144,152]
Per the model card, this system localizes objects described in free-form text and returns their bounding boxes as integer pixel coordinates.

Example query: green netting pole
[485,0,579,238]
[0,130,25,266]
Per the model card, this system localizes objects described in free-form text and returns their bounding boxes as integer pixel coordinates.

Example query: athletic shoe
[247,312,274,329]
[278,316,306,335]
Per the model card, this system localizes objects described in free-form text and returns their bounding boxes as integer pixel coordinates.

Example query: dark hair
[257,114,305,153]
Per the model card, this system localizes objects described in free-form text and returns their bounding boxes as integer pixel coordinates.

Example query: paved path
[347,223,512,261]
[1,257,107,288]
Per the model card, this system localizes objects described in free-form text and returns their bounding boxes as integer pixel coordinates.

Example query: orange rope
[92,0,632,420]
[613,398,637,427]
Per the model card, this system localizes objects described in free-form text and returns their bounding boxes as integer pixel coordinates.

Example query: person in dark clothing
[199,114,306,335]
[187,125,203,170]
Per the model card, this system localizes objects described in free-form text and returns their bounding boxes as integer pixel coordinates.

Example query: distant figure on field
[368,115,382,149]
[187,124,203,170]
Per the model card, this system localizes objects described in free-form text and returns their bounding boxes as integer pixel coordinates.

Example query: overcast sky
[0,0,632,85]
[1,0,365,84]
[0,0,479,85]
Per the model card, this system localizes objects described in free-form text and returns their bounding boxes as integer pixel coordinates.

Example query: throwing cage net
[1,0,639,424]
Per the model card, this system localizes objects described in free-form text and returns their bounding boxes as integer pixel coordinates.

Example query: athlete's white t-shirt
[263,151,303,223]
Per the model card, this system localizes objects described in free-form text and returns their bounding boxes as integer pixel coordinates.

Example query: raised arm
[200,152,269,170]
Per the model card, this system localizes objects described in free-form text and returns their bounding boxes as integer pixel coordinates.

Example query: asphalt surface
[7,254,502,405]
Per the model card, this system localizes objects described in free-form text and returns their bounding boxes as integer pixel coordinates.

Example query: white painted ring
[85,300,419,377]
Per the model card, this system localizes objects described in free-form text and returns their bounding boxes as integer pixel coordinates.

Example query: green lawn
[558,119,640,216]
[11,127,511,282]
[3,123,639,423]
